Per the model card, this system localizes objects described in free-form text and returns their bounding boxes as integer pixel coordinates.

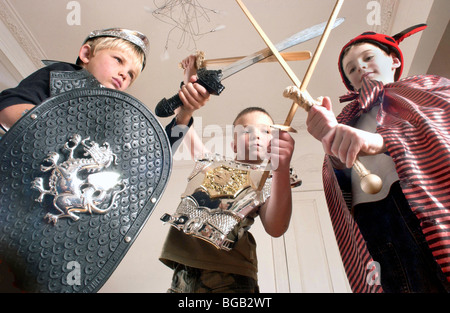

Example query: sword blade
[221,17,345,79]
[202,51,312,67]
[154,17,345,117]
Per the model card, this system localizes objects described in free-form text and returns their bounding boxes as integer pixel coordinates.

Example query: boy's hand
[306,97,386,168]
[180,55,198,85]
[322,124,385,168]
[175,55,211,125]
[268,130,295,173]
[306,97,338,141]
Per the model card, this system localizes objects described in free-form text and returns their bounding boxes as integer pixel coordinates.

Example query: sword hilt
[155,68,225,117]
[155,94,183,118]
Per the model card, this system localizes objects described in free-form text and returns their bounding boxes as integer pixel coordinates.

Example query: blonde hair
[78,37,145,76]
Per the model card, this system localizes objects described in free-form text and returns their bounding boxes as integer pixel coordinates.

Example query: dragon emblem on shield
[32,134,126,224]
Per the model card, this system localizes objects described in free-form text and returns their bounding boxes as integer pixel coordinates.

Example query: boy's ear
[78,44,92,65]
[391,54,401,70]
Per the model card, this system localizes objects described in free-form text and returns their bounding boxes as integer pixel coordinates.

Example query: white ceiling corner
[0,0,47,77]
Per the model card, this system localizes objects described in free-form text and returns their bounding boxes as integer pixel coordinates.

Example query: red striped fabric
[323,75,450,292]
[323,159,383,293]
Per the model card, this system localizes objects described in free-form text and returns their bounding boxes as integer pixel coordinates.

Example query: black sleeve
[0,62,80,111]
[164,116,194,151]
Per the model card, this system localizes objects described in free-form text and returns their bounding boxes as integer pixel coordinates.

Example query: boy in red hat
[292,24,450,292]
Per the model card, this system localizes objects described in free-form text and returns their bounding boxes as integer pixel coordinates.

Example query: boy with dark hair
[159,55,296,293]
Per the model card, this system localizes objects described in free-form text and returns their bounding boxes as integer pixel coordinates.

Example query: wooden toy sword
[235,0,382,195]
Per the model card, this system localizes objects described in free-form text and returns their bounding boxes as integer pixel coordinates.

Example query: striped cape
[323,75,450,292]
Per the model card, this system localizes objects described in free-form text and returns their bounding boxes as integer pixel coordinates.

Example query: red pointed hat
[338,24,427,91]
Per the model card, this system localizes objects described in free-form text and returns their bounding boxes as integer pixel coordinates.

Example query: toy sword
[154,17,345,117]
[197,51,312,68]
[236,0,382,194]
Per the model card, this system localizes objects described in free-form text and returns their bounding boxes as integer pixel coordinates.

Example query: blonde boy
[0,28,209,132]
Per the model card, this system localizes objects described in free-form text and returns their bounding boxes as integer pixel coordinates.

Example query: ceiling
[1,0,449,189]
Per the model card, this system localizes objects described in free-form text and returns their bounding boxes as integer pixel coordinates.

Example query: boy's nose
[250,130,261,139]
[357,60,367,71]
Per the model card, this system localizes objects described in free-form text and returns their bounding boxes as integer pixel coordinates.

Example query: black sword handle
[155,68,225,117]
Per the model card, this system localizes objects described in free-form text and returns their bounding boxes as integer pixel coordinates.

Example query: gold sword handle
[283,86,383,195]
[353,159,383,195]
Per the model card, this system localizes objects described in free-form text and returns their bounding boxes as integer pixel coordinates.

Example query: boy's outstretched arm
[259,130,295,237]
[168,55,210,157]
[307,97,386,169]
[175,55,210,125]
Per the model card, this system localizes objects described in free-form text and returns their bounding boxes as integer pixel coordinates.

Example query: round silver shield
[0,88,171,292]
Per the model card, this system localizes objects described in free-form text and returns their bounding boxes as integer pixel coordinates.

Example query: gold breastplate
[161,154,272,250]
